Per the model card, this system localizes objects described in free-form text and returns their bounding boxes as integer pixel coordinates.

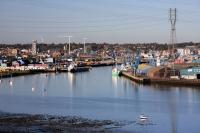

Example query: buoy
[32,87,35,92]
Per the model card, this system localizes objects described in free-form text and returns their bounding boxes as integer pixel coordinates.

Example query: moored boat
[68,62,91,73]
[112,67,120,76]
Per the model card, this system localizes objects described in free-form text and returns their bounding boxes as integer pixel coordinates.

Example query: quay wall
[0,69,54,78]
[151,78,200,86]
[122,71,200,86]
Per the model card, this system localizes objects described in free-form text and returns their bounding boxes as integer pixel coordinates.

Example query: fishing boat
[70,66,91,73]
[57,67,69,72]
[68,62,91,73]
[112,67,120,76]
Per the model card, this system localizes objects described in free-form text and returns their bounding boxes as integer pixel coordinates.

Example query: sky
[0,0,199,44]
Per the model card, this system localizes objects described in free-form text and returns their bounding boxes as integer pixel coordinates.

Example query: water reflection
[68,73,76,90]
[31,75,37,93]
[112,76,120,98]
[41,74,47,97]
[9,80,14,95]
[169,91,178,133]
[112,76,118,89]
[67,73,75,97]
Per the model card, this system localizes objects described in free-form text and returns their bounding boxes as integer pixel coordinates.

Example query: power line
[0,21,165,34]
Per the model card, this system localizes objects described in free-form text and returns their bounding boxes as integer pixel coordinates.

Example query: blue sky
[0,0,199,44]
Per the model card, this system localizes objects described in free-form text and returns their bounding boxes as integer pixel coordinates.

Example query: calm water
[0,66,200,133]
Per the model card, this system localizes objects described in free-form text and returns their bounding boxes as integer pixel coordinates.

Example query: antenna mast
[83,38,87,53]
[169,8,177,61]
[64,35,72,55]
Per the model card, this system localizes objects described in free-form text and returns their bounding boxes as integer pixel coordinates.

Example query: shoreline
[0,111,134,133]
[0,62,115,79]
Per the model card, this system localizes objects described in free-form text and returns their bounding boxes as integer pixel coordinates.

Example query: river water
[0,66,200,133]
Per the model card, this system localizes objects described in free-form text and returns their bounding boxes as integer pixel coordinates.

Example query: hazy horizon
[0,0,199,44]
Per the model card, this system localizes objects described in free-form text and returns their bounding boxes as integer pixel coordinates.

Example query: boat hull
[70,67,91,73]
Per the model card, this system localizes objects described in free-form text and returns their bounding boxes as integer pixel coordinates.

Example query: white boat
[137,114,151,125]
[140,115,148,120]
[68,62,90,73]
[68,62,76,72]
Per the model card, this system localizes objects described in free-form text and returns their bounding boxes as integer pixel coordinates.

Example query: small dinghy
[140,115,148,120]
[137,114,150,125]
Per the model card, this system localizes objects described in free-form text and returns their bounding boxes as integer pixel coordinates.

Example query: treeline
[0,42,199,52]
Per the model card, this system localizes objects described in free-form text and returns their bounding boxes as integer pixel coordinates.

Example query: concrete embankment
[0,70,30,78]
[151,78,200,86]
[121,71,200,86]
[0,69,55,78]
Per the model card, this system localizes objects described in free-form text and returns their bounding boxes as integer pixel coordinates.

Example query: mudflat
[0,111,134,133]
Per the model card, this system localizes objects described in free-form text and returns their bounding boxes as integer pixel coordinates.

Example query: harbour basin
[0,66,200,133]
